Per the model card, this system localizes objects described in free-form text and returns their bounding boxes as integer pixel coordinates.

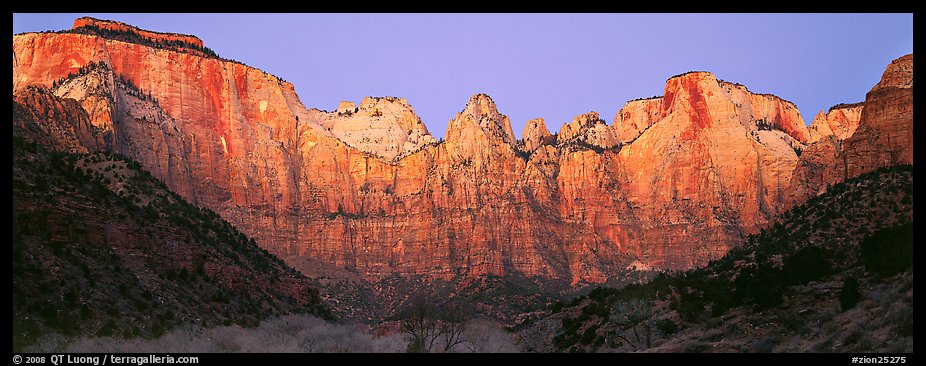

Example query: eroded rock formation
[11,19,913,285]
[807,103,864,142]
[842,54,914,176]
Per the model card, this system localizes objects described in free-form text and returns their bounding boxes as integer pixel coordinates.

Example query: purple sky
[13,13,913,139]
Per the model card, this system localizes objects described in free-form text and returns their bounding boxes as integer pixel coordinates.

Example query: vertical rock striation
[11,19,914,285]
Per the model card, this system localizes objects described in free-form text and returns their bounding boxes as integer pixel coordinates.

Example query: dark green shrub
[96,319,116,337]
[783,246,832,285]
[734,265,784,310]
[839,276,861,311]
[581,300,610,318]
[673,290,705,322]
[656,319,678,336]
[588,286,608,301]
[561,317,580,335]
[860,223,913,276]
[580,327,597,345]
[568,296,584,307]
[700,277,734,316]
[553,335,574,350]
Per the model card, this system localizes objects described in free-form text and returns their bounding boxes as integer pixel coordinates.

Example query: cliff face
[788,54,913,204]
[557,112,619,150]
[616,72,807,269]
[310,96,437,161]
[72,17,204,48]
[842,54,914,177]
[614,97,663,144]
[13,86,103,154]
[807,104,864,143]
[13,27,330,253]
[785,104,865,201]
[520,118,554,153]
[11,20,913,285]
[719,81,810,144]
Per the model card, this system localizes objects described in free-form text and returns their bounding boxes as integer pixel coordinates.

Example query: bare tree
[609,298,654,350]
[463,319,519,353]
[399,299,471,353]
[400,300,437,353]
[513,319,558,352]
[437,302,468,352]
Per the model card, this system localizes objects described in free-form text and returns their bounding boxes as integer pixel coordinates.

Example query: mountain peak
[451,93,516,147]
[807,103,864,143]
[871,54,913,92]
[840,53,913,179]
[557,111,617,150]
[323,96,435,161]
[557,112,603,139]
[521,117,553,153]
[462,93,500,117]
[336,101,357,114]
[658,71,812,143]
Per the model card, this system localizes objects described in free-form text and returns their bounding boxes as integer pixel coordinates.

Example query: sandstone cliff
[788,54,913,204]
[616,71,807,269]
[72,17,205,49]
[614,97,663,144]
[13,86,103,154]
[519,118,554,153]
[310,96,437,161]
[556,111,618,150]
[807,103,864,143]
[11,19,914,286]
[842,54,914,176]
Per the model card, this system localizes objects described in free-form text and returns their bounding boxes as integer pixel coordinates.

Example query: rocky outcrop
[450,93,517,148]
[13,86,103,153]
[336,101,357,114]
[519,118,554,153]
[841,54,914,177]
[807,103,864,143]
[556,112,618,150]
[785,135,845,204]
[11,19,913,286]
[73,16,205,49]
[310,96,437,161]
[789,54,913,204]
[616,71,807,268]
[791,103,864,202]
[614,97,663,143]
[718,80,811,143]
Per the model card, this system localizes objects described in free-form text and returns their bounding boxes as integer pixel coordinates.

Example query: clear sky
[13,13,913,139]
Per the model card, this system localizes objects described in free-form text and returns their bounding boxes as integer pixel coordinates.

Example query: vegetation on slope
[12,137,329,351]
[516,165,913,352]
[286,253,577,325]
[54,23,287,84]
[68,25,220,58]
